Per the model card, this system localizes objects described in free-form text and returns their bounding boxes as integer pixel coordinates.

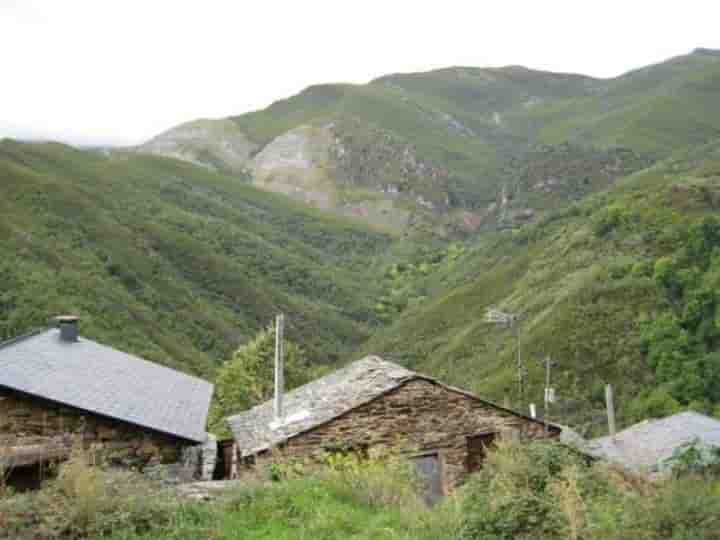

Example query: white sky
[1,0,719,146]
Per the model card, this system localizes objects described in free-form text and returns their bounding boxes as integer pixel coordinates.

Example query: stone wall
[0,388,187,470]
[261,379,558,491]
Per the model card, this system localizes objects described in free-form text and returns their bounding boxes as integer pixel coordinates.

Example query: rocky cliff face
[250,124,338,209]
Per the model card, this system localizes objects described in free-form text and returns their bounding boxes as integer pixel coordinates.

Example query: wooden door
[411,453,443,505]
[466,432,496,474]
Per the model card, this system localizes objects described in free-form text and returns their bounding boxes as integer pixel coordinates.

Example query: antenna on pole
[542,356,556,435]
[485,308,524,402]
[274,313,285,421]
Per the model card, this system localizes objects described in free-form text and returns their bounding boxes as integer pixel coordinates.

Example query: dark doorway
[466,432,496,474]
[214,440,236,480]
[4,462,54,492]
[410,452,443,505]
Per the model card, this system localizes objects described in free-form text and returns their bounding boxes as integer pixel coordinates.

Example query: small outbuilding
[227,356,559,499]
[588,411,720,475]
[0,317,215,489]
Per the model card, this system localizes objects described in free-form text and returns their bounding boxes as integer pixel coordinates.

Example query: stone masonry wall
[266,379,558,491]
[0,388,186,469]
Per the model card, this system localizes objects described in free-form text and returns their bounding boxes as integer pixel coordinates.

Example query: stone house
[227,356,559,500]
[0,316,215,489]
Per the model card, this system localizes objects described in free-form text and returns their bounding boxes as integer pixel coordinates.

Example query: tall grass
[4,441,720,539]
[0,445,178,539]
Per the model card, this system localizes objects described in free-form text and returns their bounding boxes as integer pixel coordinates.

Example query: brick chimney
[55,315,79,342]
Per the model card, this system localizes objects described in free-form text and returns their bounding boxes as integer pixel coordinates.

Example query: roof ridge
[0,327,50,351]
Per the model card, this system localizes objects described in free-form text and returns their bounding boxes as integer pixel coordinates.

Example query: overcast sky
[2,0,719,147]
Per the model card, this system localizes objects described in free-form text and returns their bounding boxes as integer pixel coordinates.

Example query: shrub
[592,205,635,237]
[0,448,179,539]
[460,440,585,540]
[208,324,313,437]
[321,446,423,510]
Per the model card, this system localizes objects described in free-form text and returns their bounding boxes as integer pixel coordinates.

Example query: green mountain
[138,49,720,236]
[0,140,392,376]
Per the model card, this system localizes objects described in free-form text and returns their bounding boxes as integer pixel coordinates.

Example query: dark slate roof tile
[0,329,213,443]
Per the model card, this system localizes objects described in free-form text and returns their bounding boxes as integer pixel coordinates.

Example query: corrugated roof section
[0,329,213,443]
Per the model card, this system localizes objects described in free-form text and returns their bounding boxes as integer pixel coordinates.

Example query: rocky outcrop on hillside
[330,118,451,207]
[250,124,338,209]
[139,119,258,175]
[248,117,458,233]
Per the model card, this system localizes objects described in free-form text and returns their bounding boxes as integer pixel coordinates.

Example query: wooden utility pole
[605,384,616,437]
[516,324,523,400]
[274,313,285,421]
[543,356,554,434]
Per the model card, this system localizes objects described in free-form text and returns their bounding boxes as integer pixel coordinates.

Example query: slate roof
[227,355,556,456]
[0,328,213,443]
[588,411,720,471]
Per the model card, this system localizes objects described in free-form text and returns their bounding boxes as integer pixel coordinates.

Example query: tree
[208,324,313,436]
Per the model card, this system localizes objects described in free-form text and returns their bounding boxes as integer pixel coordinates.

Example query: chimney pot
[55,315,79,342]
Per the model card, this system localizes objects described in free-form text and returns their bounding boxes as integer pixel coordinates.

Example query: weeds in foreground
[0,444,177,539]
[0,445,11,499]
[4,440,720,540]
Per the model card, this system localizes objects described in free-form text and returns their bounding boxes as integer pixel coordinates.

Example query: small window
[466,432,496,473]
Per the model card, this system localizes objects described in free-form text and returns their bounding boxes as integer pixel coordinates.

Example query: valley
[2,48,720,432]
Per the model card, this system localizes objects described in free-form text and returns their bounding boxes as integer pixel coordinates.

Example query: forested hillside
[364,139,720,432]
[0,140,392,376]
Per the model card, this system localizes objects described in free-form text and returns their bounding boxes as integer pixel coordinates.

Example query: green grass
[103,479,423,540]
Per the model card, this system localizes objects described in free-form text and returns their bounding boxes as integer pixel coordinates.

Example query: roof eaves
[0,383,209,445]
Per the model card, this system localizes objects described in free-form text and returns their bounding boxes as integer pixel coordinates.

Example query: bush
[0,449,179,539]
[592,205,635,237]
[460,440,585,540]
[459,440,720,540]
[208,324,313,437]
[320,447,423,510]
